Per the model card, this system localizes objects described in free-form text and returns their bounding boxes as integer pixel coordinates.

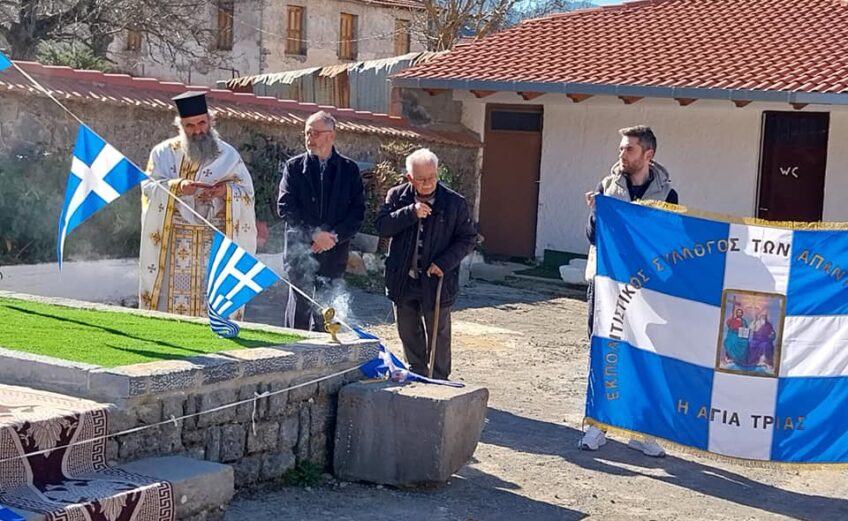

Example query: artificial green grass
[0,297,302,368]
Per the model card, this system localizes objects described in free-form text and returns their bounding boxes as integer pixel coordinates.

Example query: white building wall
[110,0,423,86]
[455,92,848,257]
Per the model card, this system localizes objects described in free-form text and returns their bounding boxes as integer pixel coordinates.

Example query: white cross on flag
[206,232,280,337]
[57,124,147,267]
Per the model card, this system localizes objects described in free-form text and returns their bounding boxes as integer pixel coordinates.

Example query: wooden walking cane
[427,275,444,378]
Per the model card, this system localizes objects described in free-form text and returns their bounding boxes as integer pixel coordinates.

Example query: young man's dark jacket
[375,182,477,310]
[277,148,365,277]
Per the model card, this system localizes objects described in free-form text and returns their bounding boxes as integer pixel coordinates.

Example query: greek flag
[0,52,11,72]
[57,125,147,267]
[356,328,464,387]
[587,195,848,464]
[206,232,279,338]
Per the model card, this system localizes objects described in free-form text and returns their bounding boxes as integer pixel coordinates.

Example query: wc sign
[779,166,799,178]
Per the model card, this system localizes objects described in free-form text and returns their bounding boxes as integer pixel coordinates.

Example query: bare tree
[0,0,224,70]
[413,0,594,51]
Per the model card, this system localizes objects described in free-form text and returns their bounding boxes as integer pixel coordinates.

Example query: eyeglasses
[304,129,333,137]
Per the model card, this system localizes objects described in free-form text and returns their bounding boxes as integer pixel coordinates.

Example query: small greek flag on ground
[587,195,848,464]
[356,328,464,387]
[57,125,147,267]
[207,232,279,338]
[0,52,11,72]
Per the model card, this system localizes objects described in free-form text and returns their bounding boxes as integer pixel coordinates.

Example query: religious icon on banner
[716,289,785,377]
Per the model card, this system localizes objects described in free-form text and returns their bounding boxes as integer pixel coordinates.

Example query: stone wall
[395,87,465,128]
[0,91,480,258]
[0,293,378,489]
[107,367,363,488]
[0,92,474,170]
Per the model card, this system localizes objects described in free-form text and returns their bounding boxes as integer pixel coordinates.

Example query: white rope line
[10,60,357,334]
[0,364,362,465]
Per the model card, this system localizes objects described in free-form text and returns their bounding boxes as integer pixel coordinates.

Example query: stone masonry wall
[107,365,363,488]
[0,92,479,209]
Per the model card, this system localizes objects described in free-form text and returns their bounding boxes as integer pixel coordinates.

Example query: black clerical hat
[172,91,208,118]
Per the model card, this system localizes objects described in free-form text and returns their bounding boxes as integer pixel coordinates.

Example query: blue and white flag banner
[57,124,147,267]
[355,328,464,387]
[0,51,11,72]
[207,232,280,338]
[586,195,848,465]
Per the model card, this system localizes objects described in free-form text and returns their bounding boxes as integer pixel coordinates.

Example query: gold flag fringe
[582,417,848,470]
[639,200,848,231]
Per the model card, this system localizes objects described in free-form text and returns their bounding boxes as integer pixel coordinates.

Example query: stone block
[333,381,488,486]
[192,354,242,384]
[235,383,259,422]
[318,374,345,397]
[205,427,222,462]
[160,423,183,454]
[196,389,237,427]
[247,422,279,454]
[287,380,317,405]
[310,399,334,437]
[162,395,186,422]
[227,348,300,377]
[108,407,136,434]
[295,407,310,463]
[135,402,162,425]
[118,456,234,519]
[87,370,132,400]
[309,434,329,468]
[278,414,299,450]
[260,451,296,481]
[183,429,204,446]
[220,424,246,463]
[265,380,290,418]
[233,455,262,486]
[321,345,352,367]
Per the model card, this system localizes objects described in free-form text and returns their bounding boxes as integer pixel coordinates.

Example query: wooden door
[757,112,829,222]
[479,105,543,258]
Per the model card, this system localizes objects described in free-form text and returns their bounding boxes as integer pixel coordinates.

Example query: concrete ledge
[0,291,378,402]
[120,456,234,519]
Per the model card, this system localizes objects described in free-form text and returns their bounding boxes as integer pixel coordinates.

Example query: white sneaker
[628,437,666,457]
[579,426,607,451]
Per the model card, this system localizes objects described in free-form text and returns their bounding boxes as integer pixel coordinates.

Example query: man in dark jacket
[375,148,477,380]
[277,111,365,331]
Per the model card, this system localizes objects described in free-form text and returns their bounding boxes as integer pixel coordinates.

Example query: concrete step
[6,456,234,521]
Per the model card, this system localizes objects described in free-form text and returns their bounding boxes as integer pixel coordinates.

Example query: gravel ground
[233,279,848,521]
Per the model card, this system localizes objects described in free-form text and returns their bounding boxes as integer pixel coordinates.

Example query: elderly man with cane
[375,148,477,380]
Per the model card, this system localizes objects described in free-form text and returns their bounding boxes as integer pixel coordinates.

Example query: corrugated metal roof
[225,52,446,113]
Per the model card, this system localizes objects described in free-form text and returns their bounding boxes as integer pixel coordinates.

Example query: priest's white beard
[179,127,222,164]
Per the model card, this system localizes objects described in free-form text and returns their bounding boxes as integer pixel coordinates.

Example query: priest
[139,91,257,317]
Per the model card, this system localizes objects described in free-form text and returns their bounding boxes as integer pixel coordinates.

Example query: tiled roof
[0,61,479,147]
[394,0,848,102]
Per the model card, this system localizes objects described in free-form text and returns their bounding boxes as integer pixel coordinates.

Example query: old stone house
[110,0,426,86]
